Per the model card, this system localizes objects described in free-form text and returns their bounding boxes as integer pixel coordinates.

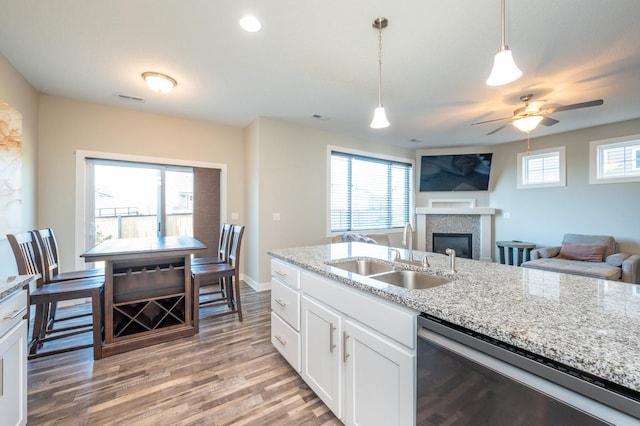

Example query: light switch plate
[231,212,239,220]
[273,213,281,221]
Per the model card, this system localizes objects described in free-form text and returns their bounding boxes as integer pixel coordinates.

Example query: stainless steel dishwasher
[417,314,640,425]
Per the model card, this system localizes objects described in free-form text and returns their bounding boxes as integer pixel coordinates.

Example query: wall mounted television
[419,153,493,192]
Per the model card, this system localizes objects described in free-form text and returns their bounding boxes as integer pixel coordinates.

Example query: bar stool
[496,240,536,266]
[191,225,245,331]
[8,231,104,360]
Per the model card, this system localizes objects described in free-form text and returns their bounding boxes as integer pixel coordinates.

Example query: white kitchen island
[268,242,640,425]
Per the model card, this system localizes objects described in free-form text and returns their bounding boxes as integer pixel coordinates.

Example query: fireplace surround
[416,199,496,261]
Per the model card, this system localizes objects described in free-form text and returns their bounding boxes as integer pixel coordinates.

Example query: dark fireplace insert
[432,233,472,259]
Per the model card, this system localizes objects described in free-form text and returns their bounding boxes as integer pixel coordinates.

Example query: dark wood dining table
[81,236,206,357]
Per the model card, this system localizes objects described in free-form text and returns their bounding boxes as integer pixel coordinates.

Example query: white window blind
[330,151,412,232]
[517,147,566,189]
[597,139,640,179]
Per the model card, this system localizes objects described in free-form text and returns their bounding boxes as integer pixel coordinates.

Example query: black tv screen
[419,153,493,191]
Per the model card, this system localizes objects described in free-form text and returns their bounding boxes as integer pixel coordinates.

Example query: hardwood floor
[27,282,340,425]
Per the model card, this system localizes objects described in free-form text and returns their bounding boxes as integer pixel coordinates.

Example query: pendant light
[486,0,522,86]
[370,17,390,129]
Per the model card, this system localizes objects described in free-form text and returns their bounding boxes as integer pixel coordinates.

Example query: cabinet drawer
[271,259,300,289]
[271,312,300,372]
[271,279,300,330]
[0,290,28,339]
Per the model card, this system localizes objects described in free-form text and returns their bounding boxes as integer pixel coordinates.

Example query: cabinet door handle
[329,323,337,352]
[343,332,350,363]
[274,298,287,307]
[275,270,287,278]
[275,335,287,346]
[3,306,27,320]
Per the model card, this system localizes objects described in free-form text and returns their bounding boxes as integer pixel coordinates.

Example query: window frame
[327,145,414,236]
[517,146,566,189]
[589,134,640,185]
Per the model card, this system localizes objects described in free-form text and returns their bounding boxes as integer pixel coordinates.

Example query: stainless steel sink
[329,259,395,276]
[372,270,451,290]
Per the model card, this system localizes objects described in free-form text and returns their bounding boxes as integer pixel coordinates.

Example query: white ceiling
[1,0,639,148]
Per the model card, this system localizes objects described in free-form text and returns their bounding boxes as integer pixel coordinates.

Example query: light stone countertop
[0,275,33,302]
[267,242,640,394]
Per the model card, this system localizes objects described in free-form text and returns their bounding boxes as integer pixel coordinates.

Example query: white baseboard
[242,273,271,292]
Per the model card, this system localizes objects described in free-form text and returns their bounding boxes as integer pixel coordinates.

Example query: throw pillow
[606,253,630,267]
[557,242,607,262]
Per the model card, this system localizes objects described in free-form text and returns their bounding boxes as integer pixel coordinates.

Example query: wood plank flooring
[27,282,340,425]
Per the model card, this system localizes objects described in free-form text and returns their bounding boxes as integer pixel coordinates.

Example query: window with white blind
[330,149,413,233]
[590,134,640,184]
[517,146,566,189]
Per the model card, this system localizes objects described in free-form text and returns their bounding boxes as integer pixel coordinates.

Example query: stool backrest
[34,228,62,283]
[227,225,245,269]
[7,231,44,288]
[218,223,233,261]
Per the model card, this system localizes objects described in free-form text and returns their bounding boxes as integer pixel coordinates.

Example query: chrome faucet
[402,223,414,261]
[445,248,456,273]
[421,254,430,268]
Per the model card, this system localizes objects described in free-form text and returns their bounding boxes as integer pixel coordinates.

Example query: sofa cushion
[562,234,616,257]
[557,242,607,262]
[522,258,621,281]
[606,253,630,267]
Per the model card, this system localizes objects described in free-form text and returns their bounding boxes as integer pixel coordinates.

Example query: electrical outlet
[273,213,281,221]
[231,212,239,220]
[503,212,511,219]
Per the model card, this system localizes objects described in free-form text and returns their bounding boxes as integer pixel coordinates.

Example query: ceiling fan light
[513,115,543,133]
[486,48,522,86]
[142,72,177,93]
[370,106,390,129]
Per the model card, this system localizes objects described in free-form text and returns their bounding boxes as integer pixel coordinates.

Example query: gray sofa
[521,233,640,284]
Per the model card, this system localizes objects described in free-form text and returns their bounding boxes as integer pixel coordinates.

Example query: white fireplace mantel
[415,200,496,262]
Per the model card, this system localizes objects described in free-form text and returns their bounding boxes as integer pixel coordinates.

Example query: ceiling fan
[473,94,604,135]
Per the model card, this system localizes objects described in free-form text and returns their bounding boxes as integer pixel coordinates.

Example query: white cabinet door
[301,295,343,419]
[0,320,28,426]
[344,319,415,426]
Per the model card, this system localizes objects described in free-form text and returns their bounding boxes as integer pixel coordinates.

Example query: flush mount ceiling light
[370,17,390,129]
[239,15,261,32]
[141,72,177,93]
[486,0,522,86]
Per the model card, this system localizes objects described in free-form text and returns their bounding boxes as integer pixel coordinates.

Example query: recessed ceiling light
[239,15,261,32]
[141,72,177,93]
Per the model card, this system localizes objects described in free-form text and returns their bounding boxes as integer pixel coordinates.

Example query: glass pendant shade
[142,72,177,93]
[513,115,543,133]
[486,48,522,86]
[370,106,390,129]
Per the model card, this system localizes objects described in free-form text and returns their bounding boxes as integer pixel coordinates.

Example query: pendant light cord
[500,0,506,49]
[377,24,383,107]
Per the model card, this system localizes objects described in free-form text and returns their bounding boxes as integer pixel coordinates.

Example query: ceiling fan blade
[472,116,512,126]
[486,124,507,135]
[544,99,604,114]
[540,116,559,126]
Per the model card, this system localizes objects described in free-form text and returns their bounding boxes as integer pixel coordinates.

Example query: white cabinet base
[0,320,28,426]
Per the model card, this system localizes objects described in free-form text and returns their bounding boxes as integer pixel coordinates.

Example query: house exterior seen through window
[590,135,640,184]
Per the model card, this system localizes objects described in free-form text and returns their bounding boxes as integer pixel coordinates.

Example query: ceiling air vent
[116,93,145,103]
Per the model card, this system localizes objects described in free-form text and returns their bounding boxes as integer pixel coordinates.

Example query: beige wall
[0,54,39,276]
[250,117,415,287]
[38,95,244,272]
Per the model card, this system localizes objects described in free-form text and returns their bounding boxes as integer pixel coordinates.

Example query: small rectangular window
[517,147,566,189]
[329,149,413,233]
[590,135,640,184]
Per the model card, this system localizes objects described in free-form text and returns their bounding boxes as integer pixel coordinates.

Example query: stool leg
[91,288,103,360]
[507,247,514,266]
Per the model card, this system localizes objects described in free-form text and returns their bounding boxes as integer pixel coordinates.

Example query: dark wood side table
[496,241,536,266]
